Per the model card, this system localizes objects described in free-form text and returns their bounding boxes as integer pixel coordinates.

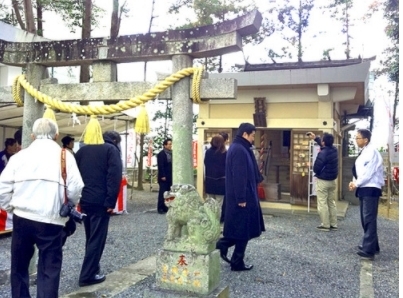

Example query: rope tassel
[43,105,57,121]
[83,115,104,145]
[135,104,150,134]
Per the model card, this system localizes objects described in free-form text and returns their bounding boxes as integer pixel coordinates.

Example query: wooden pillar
[171,55,193,185]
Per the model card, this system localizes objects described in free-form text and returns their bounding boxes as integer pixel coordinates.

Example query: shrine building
[196,58,374,207]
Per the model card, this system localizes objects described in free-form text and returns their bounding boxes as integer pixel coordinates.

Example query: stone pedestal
[146,184,228,297]
[155,249,220,295]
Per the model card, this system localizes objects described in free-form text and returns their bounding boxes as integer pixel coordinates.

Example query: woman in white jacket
[0,118,84,298]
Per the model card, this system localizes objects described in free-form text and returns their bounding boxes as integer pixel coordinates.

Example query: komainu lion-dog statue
[163,184,221,254]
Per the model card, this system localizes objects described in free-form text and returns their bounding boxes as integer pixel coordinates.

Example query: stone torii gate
[0,10,262,297]
[0,10,261,188]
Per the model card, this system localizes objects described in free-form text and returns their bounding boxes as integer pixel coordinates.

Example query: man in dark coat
[75,131,122,287]
[157,138,172,214]
[216,123,265,271]
[308,132,338,231]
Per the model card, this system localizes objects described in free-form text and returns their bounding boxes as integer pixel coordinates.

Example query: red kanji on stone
[178,254,188,266]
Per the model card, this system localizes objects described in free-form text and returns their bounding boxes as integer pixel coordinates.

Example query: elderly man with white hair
[0,118,84,298]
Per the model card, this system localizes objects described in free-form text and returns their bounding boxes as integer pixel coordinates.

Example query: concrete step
[60,256,156,298]
[260,200,349,218]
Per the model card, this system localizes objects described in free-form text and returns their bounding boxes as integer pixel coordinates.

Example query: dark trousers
[359,196,380,255]
[79,205,110,282]
[220,196,226,223]
[216,237,248,269]
[157,181,170,212]
[11,214,63,298]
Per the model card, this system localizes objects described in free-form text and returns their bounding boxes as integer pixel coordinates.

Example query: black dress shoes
[216,243,230,264]
[220,251,231,264]
[357,250,374,260]
[79,273,106,287]
[231,264,254,272]
[357,245,380,255]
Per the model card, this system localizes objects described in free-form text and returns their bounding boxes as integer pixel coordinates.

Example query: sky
[39,0,397,148]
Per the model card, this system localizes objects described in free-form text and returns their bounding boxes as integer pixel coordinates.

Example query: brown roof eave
[242,56,376,72]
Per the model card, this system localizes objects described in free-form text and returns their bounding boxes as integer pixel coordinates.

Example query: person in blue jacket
[75,131,122,287]
[216,123,265,271]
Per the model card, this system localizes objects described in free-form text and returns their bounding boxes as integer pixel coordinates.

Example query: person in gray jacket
[0,118,84,298]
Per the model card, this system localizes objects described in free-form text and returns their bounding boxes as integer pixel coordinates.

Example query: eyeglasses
[355,137,364,140]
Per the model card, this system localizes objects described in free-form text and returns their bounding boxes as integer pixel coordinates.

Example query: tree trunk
[345,2,350,59]
[297,0,302,62]
[36,0,43,36]
[110,0,120,39]
[148,0,156,32]
[23,0,36,33]
[12,0,25,30]
[136,134,145,190]
[80,0,92,83]
[392,81,399,130]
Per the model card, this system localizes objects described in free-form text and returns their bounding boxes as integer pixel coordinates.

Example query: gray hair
[32,118,59,140]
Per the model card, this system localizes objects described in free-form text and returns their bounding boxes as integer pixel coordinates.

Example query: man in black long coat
[76,131,122,286]
[216,123,265,271]
[156,138,172,214]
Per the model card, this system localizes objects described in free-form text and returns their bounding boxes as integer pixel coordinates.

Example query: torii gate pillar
[171,55,193,185]
[22,64,46,149]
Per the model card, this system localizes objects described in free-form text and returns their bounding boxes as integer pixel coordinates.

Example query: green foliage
[43,0,105,34]
[0,0,105,34]
[323,0,353,59]
[168,0,259,72]
[382,0,399,130]
[0,3,17,25]
[152,100,173,138]
[169,0,249,26]
[268,0,315,62]
[322,48,334,61]
[244,17,276,47]
[169,0,193,14]
[378,0,399,83]
[367,0,399,130]
[145,99,173,157]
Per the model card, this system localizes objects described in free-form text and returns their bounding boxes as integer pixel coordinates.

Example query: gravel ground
[0,190,399,298]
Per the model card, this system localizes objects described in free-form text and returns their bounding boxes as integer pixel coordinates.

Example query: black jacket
[204,147,226,195]
[313,141,338,181]
[157,150,172,185]
[75,136,122,209]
